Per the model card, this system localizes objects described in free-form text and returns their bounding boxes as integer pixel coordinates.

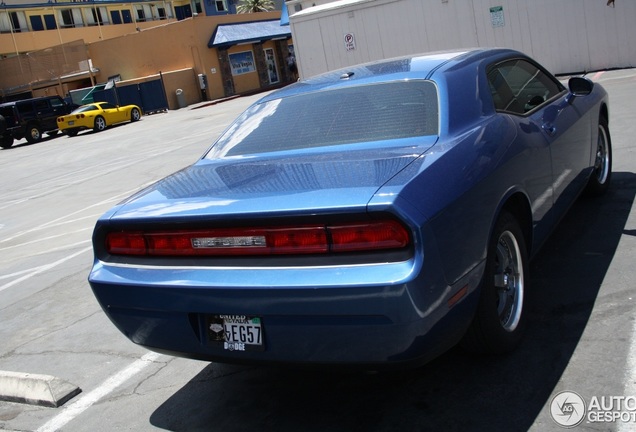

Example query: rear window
[206,81,438,158]
[72,105,99,113]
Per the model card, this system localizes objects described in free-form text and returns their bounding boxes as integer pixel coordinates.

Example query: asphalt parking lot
[1,69,636,432]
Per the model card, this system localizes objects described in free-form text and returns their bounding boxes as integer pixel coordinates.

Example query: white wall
[289,0,636,78]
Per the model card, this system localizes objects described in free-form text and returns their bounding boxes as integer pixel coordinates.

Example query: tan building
[1,1,294,109]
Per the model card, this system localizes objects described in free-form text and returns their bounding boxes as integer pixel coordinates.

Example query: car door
[100,103,121,124]
[112,105,127,124]
[488,58,591,235]
[33,99,56,132]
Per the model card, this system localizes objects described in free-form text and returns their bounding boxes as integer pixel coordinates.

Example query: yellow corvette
[57,102,142,136]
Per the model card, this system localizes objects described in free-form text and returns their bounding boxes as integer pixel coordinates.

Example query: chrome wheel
[94,116,106,132]
[25,124,42,143]
[131,108,141,122]
[494,230,524,332]
[461,210,528,354]
[586,116,612,196]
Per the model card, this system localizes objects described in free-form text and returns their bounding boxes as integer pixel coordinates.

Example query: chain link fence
[0,40,90,99]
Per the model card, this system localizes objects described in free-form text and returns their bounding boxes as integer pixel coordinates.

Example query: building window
[136,7,146,21]
[294,4,303,12]
[136,5,153,22]
[44,14,57,30]
[215,0,227,12]
[110,10,122,25]
[60,9,74,27]
[87,7,108,26]
[30,15,45,31]
[155,6,173,20]
[174,5,192,20]
[59,9,83,28]
[122,10,133,24]
[9,11,27,33]
[194,0,203,14]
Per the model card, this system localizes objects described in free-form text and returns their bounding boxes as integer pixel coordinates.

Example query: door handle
[542,123,557,137]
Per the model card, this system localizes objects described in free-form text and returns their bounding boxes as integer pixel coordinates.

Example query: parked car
[57,102,142,136]
[0,95,73,148]
[88,48,611,368]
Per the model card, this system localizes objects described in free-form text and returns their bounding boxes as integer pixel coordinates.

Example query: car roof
[0,95,61,107]
[258,48,523,103]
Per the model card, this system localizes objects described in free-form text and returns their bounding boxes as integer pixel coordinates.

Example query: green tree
[236,0,275,13]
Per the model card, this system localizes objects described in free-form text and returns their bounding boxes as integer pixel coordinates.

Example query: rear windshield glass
[72,105,99,113]
[206,81,438,158]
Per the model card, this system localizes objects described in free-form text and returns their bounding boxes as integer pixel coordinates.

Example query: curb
[0,371,81,408]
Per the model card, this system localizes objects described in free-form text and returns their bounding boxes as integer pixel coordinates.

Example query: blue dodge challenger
[88,48,611,367]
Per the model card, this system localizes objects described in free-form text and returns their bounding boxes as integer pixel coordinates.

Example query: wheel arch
[495,191,533,258]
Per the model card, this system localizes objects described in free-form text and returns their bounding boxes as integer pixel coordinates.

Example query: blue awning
[208,19,292,49]
[280,2,289,26]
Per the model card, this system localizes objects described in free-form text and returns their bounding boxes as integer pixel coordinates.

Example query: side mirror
[568,76,594,97]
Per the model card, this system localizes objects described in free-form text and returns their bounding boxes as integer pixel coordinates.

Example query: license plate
[207,315,264,351]
[68,120,74,125]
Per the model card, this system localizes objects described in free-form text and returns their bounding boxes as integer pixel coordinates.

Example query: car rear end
[88,68,480,367]
[89,190,474,366]
[0,104,20,138]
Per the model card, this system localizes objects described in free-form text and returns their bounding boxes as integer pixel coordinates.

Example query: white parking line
[0,245,92,293]
[35,352,163,432]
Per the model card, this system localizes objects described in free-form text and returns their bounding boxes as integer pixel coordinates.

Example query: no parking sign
[344,33,356,51]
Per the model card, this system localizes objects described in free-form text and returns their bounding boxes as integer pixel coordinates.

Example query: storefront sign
[229,51,256,75]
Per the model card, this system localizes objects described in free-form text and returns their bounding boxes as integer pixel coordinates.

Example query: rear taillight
[105,220,410,257]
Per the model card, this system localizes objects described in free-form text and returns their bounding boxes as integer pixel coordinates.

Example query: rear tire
[586,115,612,196]
[461,210,528,354]
[66,128,79,137]
[25,123,42,144]
[1,135,13,149]
[94,116,106,132]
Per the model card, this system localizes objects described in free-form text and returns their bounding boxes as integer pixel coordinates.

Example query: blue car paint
[88,48,609,366]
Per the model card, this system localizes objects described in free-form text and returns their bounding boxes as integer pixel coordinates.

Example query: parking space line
[35,352,163,432]
[0,245,92,293]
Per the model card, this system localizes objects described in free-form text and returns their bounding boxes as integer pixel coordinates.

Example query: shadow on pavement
[149,172,636,432]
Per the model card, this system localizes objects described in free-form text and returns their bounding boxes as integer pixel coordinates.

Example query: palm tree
[236,0,275,13]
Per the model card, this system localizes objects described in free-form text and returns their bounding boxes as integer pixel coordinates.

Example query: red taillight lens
[106,232,146,255]
[105,220,410,257]
[329,220,409,252]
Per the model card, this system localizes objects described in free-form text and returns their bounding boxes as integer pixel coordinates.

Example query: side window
[34,100,50,111]
[50,98,65,108]
[488,59,564,115]
[17,102,34,115]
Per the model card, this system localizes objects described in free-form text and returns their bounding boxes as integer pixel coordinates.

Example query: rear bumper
[88,258,484,366]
